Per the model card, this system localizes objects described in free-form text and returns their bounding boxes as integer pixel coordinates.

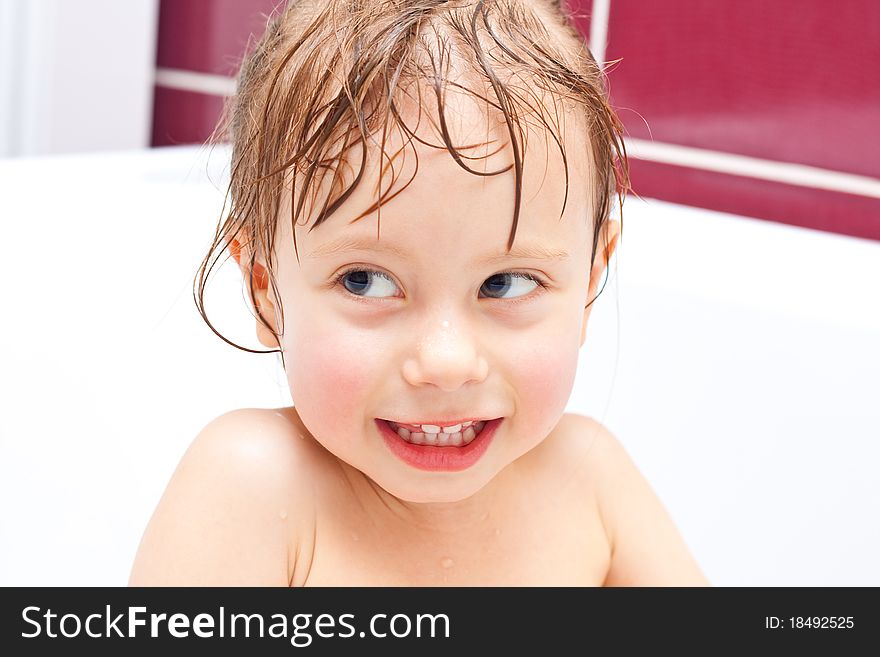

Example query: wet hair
[196,0,630,354]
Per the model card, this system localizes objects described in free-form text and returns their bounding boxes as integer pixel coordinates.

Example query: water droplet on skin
[441,320,450,328]
[278,509,288,520]
[440,557,454,569]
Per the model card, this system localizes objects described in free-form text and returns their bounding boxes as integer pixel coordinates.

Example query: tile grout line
[625,137,880,200]
[155,67,237,96]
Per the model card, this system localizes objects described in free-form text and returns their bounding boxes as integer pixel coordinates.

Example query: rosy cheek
[286,326,380,427]
[513,339,578,431]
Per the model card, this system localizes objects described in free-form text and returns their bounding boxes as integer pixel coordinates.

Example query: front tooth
[463,426,476,443]
[450,432,463,446]
[421,424,441,434]
[443,423,462,434]
[437,432,451,446]
[409,432,425,445]
[423,432,439,446]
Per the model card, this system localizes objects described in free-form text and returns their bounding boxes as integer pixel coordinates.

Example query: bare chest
[297,484,610,586]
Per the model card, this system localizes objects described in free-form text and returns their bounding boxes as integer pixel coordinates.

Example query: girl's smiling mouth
[386,419,485,446]
[376,418,503,471]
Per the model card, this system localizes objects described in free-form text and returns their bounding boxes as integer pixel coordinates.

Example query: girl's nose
[401,319,489,391]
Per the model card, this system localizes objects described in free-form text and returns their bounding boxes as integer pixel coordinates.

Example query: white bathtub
[1,145,877,585]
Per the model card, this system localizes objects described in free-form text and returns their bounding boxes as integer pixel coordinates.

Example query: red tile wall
[155,0,279,76]
[150,0,279,147]
[150,0,879,240]
[628,159,880,241]
[151,86,226,147]
[600,0,880,239]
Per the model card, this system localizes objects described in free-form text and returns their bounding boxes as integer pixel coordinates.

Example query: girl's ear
[580,220,620,347]
[229,238,280,349]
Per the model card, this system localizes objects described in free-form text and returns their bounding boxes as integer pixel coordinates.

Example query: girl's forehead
[288,159,591,274]
[284,86,594,254]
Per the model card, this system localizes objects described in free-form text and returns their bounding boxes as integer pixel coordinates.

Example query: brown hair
[196,0,630,354]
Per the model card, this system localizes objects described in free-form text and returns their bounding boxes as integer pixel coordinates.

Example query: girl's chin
[368,467,499,505]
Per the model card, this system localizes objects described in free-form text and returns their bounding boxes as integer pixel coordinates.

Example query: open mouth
[376,417,503,472]
[384,419,487,447]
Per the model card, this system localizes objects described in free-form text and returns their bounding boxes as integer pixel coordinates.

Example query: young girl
[130,0,709,586]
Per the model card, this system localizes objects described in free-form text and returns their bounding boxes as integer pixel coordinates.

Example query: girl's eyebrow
[481,244,570,263]
[307,235,570,263]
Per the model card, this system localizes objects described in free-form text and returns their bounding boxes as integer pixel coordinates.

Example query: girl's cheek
[512,335,579,429]
[286,325,382,419]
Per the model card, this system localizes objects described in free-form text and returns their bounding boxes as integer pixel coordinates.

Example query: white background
[0,146,878,586]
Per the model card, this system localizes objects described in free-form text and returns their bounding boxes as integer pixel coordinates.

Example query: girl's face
[263,100,615,504]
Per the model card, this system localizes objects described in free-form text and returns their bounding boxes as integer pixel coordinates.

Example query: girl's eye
[334,268,546,301]
[479,272,544,300]
[336,268,400,298]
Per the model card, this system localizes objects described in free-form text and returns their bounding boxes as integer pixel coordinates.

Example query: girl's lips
[376,417,502,472]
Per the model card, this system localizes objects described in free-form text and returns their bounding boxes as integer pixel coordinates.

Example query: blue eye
[479,272,543,300]
[337,268,399,298]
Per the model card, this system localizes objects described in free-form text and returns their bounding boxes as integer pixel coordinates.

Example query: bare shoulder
[560,413,711,586]
[129,407,318,586]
